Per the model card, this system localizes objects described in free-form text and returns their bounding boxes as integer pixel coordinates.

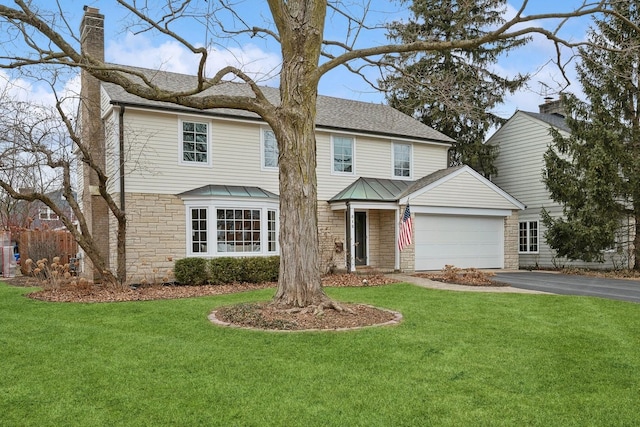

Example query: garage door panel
[415,214,503,270]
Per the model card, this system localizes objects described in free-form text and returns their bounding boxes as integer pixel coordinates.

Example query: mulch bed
[4,273,402,331]
[12,273,399,303]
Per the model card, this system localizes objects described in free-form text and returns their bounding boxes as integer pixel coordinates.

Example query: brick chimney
[538,97,565,117]
[79,6,110,281]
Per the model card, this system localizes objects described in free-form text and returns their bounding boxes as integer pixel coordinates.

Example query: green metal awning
[329,177,411,202]
[177,185,279,199]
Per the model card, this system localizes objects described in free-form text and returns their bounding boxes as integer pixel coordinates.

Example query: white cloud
[106,32,281,85]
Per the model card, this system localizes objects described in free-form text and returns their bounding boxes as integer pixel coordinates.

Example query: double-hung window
[181,120,209,164]
[262,129,278,169]
[393,143,412,178]
[519,221,539,253]
[332,136,354,174]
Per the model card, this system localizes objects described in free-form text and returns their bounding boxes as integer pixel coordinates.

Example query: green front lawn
[1,282,638,426]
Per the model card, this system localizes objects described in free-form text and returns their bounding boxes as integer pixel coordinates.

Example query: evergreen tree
[381,0,528,176]
[543,0,640,268]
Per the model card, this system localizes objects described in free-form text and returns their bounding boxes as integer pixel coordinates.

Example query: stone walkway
[388,273,549,294]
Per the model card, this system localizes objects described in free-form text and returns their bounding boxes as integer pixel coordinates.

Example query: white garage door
[414,214,503,270]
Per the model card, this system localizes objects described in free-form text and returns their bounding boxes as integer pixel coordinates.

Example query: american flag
[398,204,413,251]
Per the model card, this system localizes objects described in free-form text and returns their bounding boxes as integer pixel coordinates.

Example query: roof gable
[102,64,454,144]
[487,110,570,144]
[328,166,523,211]
[399,165,525,210]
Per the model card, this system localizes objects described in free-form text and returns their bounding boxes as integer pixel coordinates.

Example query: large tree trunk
[633,211,640,270]
[270,0,328,307]
[272,117,327,307]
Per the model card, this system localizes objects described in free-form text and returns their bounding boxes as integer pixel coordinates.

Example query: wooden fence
[17,230,78,270]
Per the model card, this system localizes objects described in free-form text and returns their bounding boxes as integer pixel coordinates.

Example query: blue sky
[2,0,595,119]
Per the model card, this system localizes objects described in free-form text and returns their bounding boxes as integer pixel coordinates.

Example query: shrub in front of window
[208,257,245,284]
[209,256,279,284]
[174,257,209,285]
[241,256,279,283]
[175,256,280,285]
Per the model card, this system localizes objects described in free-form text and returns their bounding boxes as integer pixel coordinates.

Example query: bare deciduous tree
[0,0,629,308]
[0,82,126,285]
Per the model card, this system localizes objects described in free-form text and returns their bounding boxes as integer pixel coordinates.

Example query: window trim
[519,220,539,254]
[184,199,279,257]
[39,206,59,221]
[261,128,279,171]
[189,207,209,255]
[179,118,212,167]
[331,135,355,176]
[392,142,413,179]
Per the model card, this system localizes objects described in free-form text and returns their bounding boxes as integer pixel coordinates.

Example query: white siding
[104,111,119,194]
[118,107,450,201]
[489,112,621,269]
[316,131,449,201]
[411,170,521,210]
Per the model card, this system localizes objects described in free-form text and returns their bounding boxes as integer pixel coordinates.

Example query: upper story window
[39,207,58,221]
[262,129,278,170]
[519,221,539,253]
[393,143,412,178]
[181,120,209,164]
[332,135,354,174]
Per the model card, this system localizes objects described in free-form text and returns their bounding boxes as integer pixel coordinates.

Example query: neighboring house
[9,189,75,231]
[488,99,633,269]
[77,7,525,281]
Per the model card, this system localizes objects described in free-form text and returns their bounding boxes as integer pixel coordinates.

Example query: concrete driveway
[494,271,640,303]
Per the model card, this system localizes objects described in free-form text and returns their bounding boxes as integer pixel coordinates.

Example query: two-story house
[78,7,524,282]
[488,99,633,269]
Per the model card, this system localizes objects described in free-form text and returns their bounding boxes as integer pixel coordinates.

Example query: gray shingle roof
[521,111,570,133]
[102,65,454,144]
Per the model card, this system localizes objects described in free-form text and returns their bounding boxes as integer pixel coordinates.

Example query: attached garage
[329,165,525,272]
[414,214,504,270]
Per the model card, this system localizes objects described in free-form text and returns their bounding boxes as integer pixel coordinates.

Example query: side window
[181,120,209,164]
[332,135,354,174]
[262,129,278,169]
[519,221,539,253]
[393,143,412,178]
[190,208,208,253]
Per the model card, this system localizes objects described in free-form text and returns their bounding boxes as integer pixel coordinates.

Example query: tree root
[275,299,355,317]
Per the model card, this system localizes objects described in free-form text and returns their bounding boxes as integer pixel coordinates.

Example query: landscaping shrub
[174,256,280,285]
[209,256,279,284]
[241,256,279,283]
[174,257,209,285]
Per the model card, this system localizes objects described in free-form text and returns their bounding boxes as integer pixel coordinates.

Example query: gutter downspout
[119,106,126,211]
[119,106,126,276]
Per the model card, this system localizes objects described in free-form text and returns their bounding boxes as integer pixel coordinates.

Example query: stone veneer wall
[503,210,519,270]
[317,204,347,272]
[316,205,404,272]
[107,199,513,283]
[110,193,186,284]
[379,210,398,271]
